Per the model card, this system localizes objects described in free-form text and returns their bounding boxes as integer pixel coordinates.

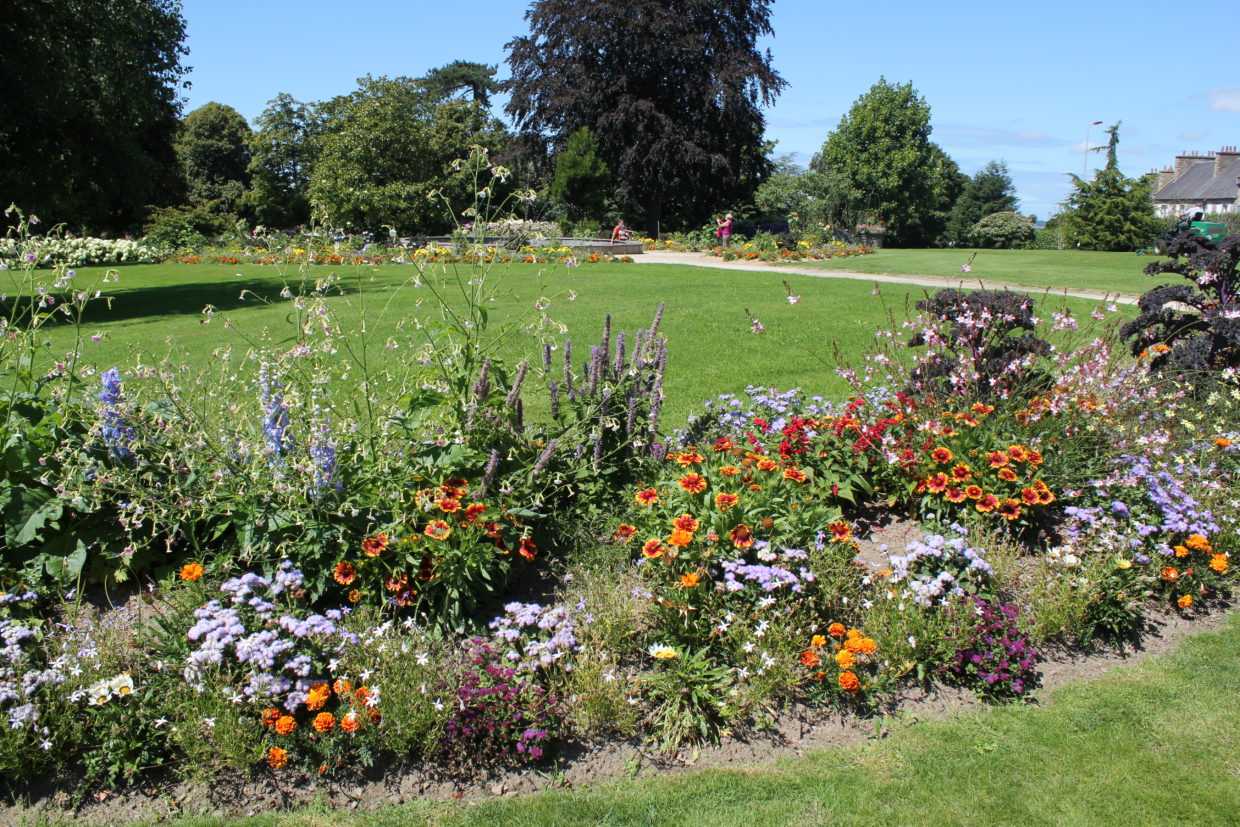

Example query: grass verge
[177,611,1240,826]
[800,248,1159,295]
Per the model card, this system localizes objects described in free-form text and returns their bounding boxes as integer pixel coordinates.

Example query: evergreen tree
[421,61,500,107]
[942,160,1018,246]
[1059,123,1160,252]
[812,78,964,247]
[550,127,612,223]
[505,0,785,234]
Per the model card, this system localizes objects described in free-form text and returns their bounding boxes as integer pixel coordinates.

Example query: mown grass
[177,612,1240,827]
[801,248,1162,296]
[48,260,1123,427]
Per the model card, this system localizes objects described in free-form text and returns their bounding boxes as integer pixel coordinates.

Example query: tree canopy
[505,0,786,234]
[0,0,189,232]
[175,102,251,212]
[942,160,1018,246]
[246,94,324,227]
[420,61,501,107]
[308,76,509,234]
[1058,123,1160,252]
[812,78,964,247]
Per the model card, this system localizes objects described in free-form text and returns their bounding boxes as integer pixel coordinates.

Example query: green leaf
[6,486,62,546]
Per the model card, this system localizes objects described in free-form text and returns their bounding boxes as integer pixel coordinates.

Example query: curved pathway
[633,250,1140,305]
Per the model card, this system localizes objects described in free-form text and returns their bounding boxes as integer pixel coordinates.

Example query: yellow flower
[648,644,678,660]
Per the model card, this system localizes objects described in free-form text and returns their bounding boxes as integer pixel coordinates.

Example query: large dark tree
[245,94,324,228]
[0,0,189,232]
[505,0,785,234]
[175,102,251,212]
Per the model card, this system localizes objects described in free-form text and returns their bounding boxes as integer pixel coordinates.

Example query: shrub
[970,211,1034,249]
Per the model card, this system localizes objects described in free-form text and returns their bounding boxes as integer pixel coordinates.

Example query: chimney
[1157,166,1176,191]
[1215,145,1239,177]
[1175,152,1199,177]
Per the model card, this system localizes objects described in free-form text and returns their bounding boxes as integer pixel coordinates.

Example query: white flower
[648,644,678,660]
[202,718,216,729]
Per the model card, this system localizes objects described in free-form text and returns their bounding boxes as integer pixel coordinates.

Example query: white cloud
[1208,88,1240,113]
[934,122,1066,149]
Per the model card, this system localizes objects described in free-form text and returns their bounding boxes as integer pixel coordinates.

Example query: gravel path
[634,250,1140,305]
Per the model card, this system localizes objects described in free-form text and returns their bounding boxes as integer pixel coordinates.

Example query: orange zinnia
[313,712,335,733]
[179,562,204,581]
[715,492,739,510]
[642,539,666,559]
[679,473,708,493]
[838,671,861,692]
[669,529,695,547]
[635,488,659,506]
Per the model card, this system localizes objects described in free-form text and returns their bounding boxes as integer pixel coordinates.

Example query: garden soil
[3,592,1234,824]
[633,250,1140,305]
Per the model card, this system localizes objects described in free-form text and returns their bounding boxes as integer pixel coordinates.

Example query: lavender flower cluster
[185,562,359,711]
[717,542,815,594]
[887,530,992,608]
[488,601,580,673]
[682,386,832,445]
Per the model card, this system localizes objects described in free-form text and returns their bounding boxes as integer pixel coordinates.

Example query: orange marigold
[179,562,204,581]
[261,707,281,727]
[275,715,296,735]
[266,746,289,768]
[312,712,335,733]
[1177,594,1193,609]
[333,679,353,696]
[834,649,856,669]
[810,634,827,650]
[838,671,862,692]
[669,529,695,548]
[680,572,700,588]
[1210,554,1229,574]
[1214,437,1232,448]
[827,622,847,638]
[855,637,877,655]
[1185,534,1212,552]
[1161,566,1179,581]
[800,649,820,667]
[1173,545,1190,558]
[341,712,362,733]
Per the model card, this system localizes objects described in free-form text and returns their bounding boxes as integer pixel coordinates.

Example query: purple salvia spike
[592,432,603,469]
[613,331,626,376]
[505,359,528,408]
[549,379,560,419]
[542,343,552,375]
[563,338,573,386]
[588,347,601,396]
[648,302,665,340]
[531,439,558,477]
[514,398,524,433]
[601,314,611,365]
[477,449,500,499]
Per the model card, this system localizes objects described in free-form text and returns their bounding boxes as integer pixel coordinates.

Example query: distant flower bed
[0,235,161,268]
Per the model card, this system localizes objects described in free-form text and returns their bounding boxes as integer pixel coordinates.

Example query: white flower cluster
[0,236,161,268]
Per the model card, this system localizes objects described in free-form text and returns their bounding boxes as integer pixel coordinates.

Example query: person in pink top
[716,213,733,247]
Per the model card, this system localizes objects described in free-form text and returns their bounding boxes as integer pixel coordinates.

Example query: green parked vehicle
[1152,211,1226,255]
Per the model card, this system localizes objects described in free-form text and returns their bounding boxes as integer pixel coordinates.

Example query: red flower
[437,497,461,513]
[998,499,1022,521]
[931,446,953,464]
[828,521,852,543]
[783,467,807,483]
[518,536,538,561]
[615,524,637,542]
[642,539,666,559]
[424,520,452,541]
[635,488,659,506]
[333,561,357,585]
[975,494,1000,513]
[361,533,389,557]
[715,492,739,511]
[729,524,755,549]
[673,513,700,532]
[679,473,708,493]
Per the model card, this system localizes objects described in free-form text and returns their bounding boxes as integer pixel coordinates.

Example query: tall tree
[246,93,323,227]
[421,61,500,107]
[812,78,963,247]
[941,160,1018,246]
[505,0,786,234]
[175,102,252,212]
[550,127,611,223]
[1059,123,1160,252]
[0,0,189,232]
[309,76,508,234]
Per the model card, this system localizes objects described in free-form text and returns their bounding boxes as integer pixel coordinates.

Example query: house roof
[1156,156,1240,201]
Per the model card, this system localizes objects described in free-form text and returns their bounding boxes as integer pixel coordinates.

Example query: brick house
[1151,147,1240,217]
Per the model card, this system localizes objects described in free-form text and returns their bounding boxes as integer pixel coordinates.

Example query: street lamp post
[1083,120,1103,178]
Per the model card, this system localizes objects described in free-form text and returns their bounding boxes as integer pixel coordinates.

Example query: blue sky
[180,0,1239,222]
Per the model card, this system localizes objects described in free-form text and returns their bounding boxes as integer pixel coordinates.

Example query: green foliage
[640,647,733,753]
[419,60,500,106]
[971,211,1035,249]
[505,0,785,233]
[1058,123,1161,252]
[0,0,188,233]
[309,76,509,234]
[141,202,238,251]
[244,93,323,228]
[175,102,252,212]
[942,161,1019,246]
[550,127,612,223]
[812,78,965,247]
[751,156,855,238]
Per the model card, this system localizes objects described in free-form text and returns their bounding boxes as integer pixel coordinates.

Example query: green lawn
[802,248,1161,296]
[45,260,1124,428]
[180,612,1240,826]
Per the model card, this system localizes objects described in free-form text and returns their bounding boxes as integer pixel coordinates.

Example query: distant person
[611,219,631,242]
[716,213,734,247]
